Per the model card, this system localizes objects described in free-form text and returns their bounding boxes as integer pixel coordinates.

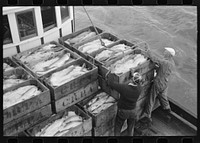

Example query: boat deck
[122,107,196,136]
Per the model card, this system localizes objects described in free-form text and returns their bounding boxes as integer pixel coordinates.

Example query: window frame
[60,6,70,23]
[15,8,38,41]
[3,15,13,45]
[40,6,57,32]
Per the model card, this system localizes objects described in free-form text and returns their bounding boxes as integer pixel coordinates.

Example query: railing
[168,97,197,127]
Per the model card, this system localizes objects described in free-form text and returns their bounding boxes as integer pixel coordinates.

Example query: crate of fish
[87,39,137,65]
[3,67,35,91]
[71,32,120,60]
[26,105,92,136]
[59,26,104,48]
[41,58,98,101]
[22,49,80,79]
[98,47,155,84]
[3,57,19,73]
[12,41,66,66]
[4,104,52,136]
[93,115,115,136]
[77,90,117,128]
[3,79,51,124]
[54,80,99,113]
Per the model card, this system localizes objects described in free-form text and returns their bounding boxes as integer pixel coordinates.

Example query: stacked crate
[59,27,119,61]
[3,67,52,136]
[26,105,93,136]
[40,58,99,113]
[77,89,117,136]
[11,40,100,136]
[58,26,157,136]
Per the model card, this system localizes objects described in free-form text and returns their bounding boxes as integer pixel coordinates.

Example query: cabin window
[60,6,70,23]
[3,15,13,45]
[41,6,57,32]
[16,9,37,41]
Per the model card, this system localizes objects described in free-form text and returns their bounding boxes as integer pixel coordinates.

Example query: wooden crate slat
[4,104,52,136]
[3,79,51,124]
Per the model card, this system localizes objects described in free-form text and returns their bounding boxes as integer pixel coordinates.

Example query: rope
[82,6,107,48]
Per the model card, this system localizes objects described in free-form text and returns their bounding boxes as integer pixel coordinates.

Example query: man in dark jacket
[106,71,143,136]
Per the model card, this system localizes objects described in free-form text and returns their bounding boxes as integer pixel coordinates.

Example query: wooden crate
[77,90,117,128]
[93,116,115,136]
[69,32,120,60]
[41,58,98,101]
[11,131,29,136]
[87,39,137,65]
[58,26,104,48]
[99,69,154,101]
[26,105,92,136]
[3,79,51,124]
[3,57,19,72]
[13,49,81,80]
[54,80,99,113]
[98,76,120,100]
[83,130,92,136]
[4,104,52,136]
[12,41,66,66]
[98,58,155,84]
[3,67,35,90]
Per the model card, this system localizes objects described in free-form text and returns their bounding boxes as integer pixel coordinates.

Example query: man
[139,47,176,128]
[106,71,143,136]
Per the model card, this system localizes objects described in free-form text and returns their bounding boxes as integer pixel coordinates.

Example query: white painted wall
[3,46,17,58]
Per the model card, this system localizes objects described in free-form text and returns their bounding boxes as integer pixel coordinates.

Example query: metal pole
[82,6,106,48]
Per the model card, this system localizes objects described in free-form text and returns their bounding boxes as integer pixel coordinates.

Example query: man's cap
[164,47,175,56]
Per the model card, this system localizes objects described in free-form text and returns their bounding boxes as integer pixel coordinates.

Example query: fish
[48,53,71,69]
[19,44,61,64]
[95,50,113,62]
[3,79,26,90]
[34,53,72,76]
[36,118,65,136]
[108,54,147,75]
[88,94,109,112]
[35,111,83,136]
[66,31,96,45]
[3,85,41,109]
[49,65,88,87]
[85,92,116,114]
[3,63,14,72]
[62,115,82,124]
[92,102,113,114]
[78,39,114,54]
